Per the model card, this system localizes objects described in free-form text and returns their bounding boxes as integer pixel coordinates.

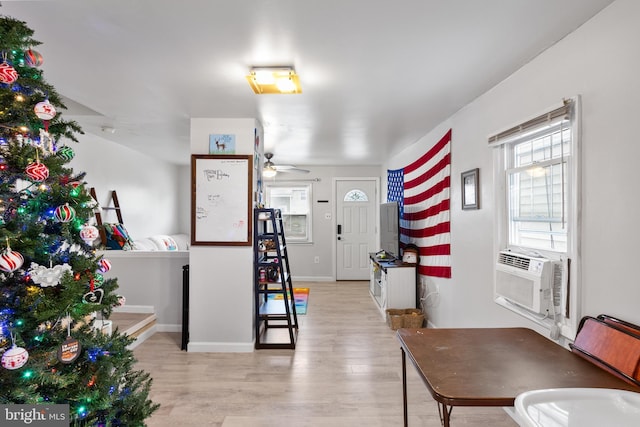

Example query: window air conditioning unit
[494,250,558,315]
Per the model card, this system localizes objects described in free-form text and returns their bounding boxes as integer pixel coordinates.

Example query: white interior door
[336,179,377,280]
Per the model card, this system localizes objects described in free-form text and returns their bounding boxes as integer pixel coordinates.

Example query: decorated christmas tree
[0,15,158,425]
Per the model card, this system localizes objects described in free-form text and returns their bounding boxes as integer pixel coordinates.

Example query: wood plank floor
[133,281,518,427]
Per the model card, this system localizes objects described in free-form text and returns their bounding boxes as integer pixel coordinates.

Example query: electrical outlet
[314,256,320,264]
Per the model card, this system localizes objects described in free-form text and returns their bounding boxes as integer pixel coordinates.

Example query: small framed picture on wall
[461,168,479,210]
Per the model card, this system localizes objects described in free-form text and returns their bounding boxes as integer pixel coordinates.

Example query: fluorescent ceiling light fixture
[246,67,302,94]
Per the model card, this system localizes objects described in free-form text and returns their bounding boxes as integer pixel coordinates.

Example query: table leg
[402,347,408,427]
[442,402,452,427]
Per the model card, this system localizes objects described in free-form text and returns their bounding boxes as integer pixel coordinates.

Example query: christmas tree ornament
[82,289,104,305]
[28,262,72,287]
[93,273,104,288]
[25,160,49,182]
[39,129,56,154]
[116,295,126,307]
[80,224,100,243]
[3,206,17,223]
[54,203,76,223]
[57,314,81,364]
[57,337,81,364]
[97,258,111,273]
[34,99,57,121]
[0,62,19,84]
[1,345,29,370]
[0,241,24,273]
[57,145,75,161]
[24,49,44,67]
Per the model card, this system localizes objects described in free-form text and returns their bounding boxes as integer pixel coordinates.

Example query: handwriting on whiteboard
[203,169,230,180]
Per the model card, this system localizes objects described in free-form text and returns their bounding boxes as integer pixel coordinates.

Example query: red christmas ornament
[0,62,18,84]
[25,161,49,182]
[24,49,44,67]
[54,203,76,223]
[97,258,111,273]
[0,246,24,272]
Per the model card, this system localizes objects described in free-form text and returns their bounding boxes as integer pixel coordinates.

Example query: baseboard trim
[157,324,181,333]
[292,276,334,282]
[187,341,254,353]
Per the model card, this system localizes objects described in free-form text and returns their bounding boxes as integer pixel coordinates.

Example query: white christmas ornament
[34,99,57,120]
[80,225,100,243]
[39,128,56,154]
[1,345,29,370]
[0,245,24,273]
[29,262,72,287]
[116,295,126,307]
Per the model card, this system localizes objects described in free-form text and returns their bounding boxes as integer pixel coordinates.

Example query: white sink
[515,388,640,427]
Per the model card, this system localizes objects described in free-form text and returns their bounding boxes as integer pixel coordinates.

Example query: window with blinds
[491,100,575,254]
[490,98,581,339]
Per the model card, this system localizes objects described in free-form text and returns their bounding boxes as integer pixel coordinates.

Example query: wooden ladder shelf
[90,188,123,245]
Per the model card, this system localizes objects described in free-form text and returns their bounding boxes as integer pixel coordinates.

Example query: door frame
[332,177,380,280]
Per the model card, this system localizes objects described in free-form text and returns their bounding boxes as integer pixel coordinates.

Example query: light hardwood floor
[133,281,518,427]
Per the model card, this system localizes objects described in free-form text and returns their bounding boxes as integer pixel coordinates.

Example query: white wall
[188,118,260,352]
[99,251,189,331]
[69,133,185,239]
[384,0,640,330]
[266,165,380,280]
[67,132,188,334]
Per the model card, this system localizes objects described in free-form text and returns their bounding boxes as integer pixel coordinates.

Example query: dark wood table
[398,327,640,427]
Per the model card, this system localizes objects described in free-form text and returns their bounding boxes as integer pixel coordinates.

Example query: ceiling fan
[263,153,309,177]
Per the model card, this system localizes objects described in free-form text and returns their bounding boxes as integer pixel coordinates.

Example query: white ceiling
[1,1,614,167]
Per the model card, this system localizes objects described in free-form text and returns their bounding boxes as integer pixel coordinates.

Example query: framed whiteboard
[191,155,253,246]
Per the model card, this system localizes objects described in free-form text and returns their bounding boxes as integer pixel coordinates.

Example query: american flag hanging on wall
[387,129,452,278]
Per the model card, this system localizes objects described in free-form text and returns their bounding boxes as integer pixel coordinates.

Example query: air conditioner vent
[497,252,531,271]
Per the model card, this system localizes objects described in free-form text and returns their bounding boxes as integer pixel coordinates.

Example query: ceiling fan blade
[264,153,309,174]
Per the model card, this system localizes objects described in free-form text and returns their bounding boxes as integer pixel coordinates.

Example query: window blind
[488,100,573,146]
